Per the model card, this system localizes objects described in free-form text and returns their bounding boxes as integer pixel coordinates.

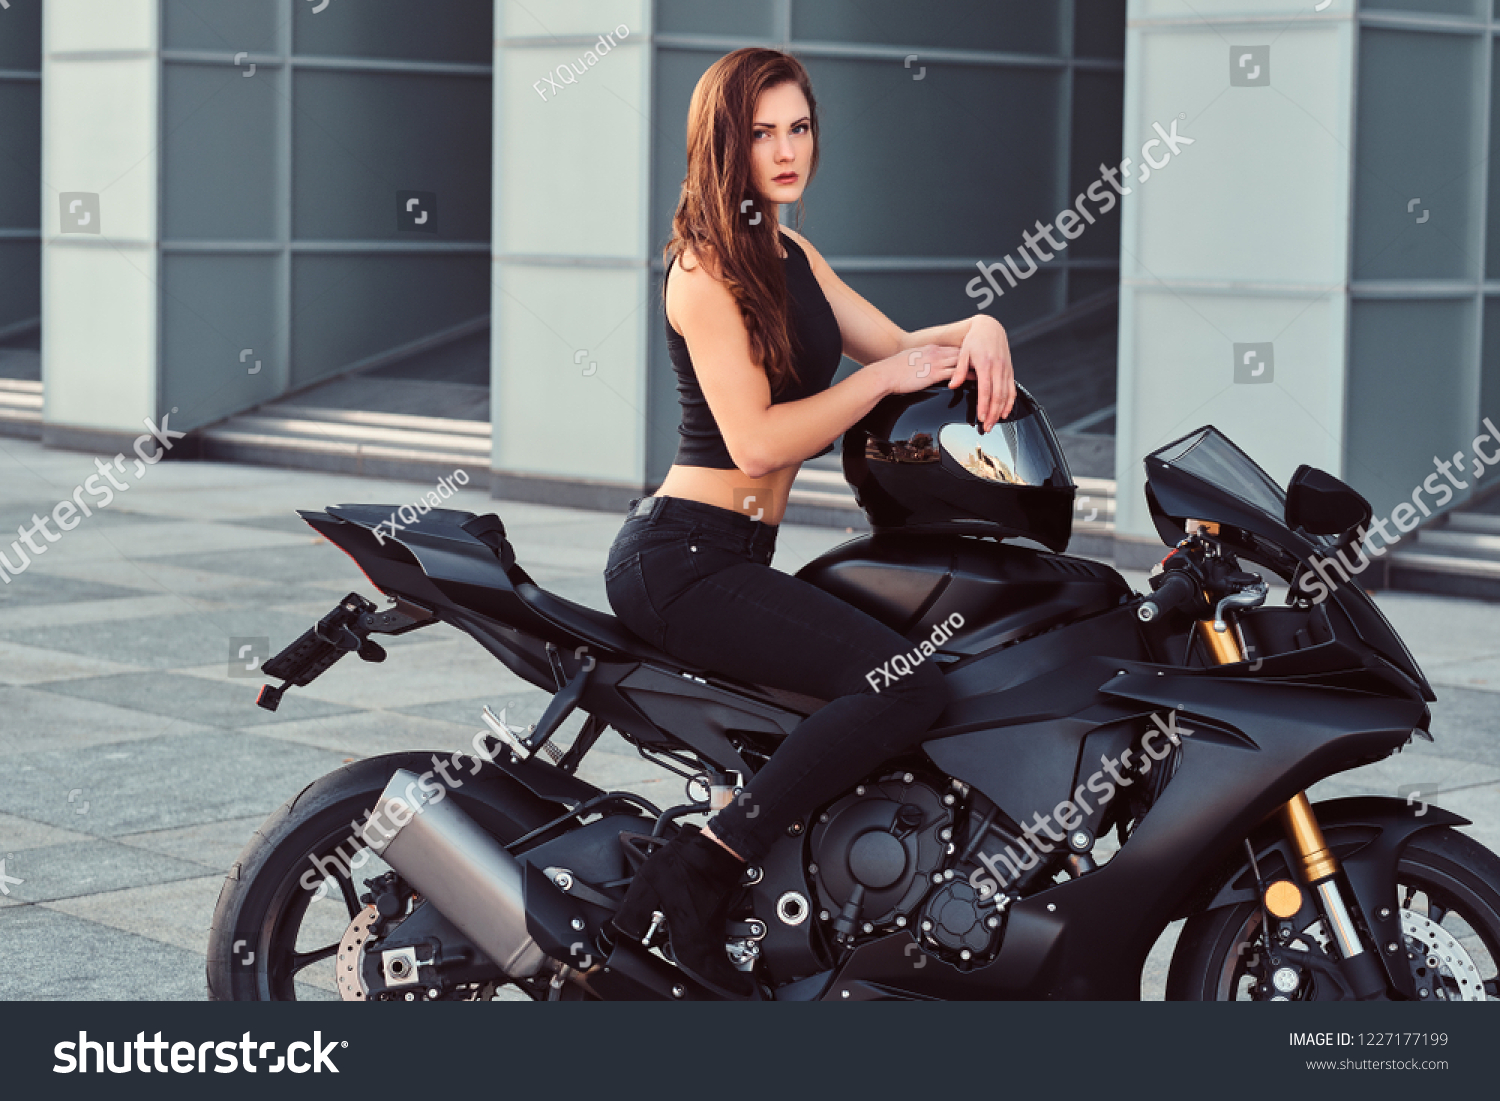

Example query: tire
[206,752,560,1001]
[1167,826,1500,1001]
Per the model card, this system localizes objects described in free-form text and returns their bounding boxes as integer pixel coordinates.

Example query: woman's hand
[877,344,960,395]
[952,314,1015,431]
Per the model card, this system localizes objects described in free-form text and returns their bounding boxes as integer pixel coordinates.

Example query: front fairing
[1143,427,1434,701]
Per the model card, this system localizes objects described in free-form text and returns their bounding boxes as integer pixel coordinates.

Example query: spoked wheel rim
[256,821,390,1000]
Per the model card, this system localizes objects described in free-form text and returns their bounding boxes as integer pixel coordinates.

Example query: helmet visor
[937,391,1073,489]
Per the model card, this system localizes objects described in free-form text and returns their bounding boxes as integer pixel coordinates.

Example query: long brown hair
[666,48,819,395]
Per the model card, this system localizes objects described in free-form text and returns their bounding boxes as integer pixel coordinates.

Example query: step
[0,379,42,438]
[1408,528,1500,558]
[1388,550,1500,578]
[267,404,490,438]
[1445,511,1500,537]
[220,414,490,456]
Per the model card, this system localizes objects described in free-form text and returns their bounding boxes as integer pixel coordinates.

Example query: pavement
[0,438,1496,1001]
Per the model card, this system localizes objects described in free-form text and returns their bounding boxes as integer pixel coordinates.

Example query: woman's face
[749,81,813,208]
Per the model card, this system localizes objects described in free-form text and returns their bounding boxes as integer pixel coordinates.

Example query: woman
[604,47,1017,997]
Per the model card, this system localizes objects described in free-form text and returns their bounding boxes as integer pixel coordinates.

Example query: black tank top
[665,232,844,469]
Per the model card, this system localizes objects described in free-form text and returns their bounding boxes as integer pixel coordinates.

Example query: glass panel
[163,63,277,240]
[1363,0,1483,17]
[292,69,491,241]
[658,0,774,37]
[164,0,280,52]
[1479,296,1500,434]
[1353,28,1482,280]
[1346,297,1477,519]
[839,269,1064,335]
[1485,38,1500,279]
[1068,69,1125,261]
[290,254,489,389]
[792,0,1065,55]
[795,57,1064,257]
[0,82,40,230]
[294,0,491,64]
[1074,0,1127,59]
[1067,268,1119,302]
[0,242,40,333]
[161,253,279,431]
[653,51,1065,262]
[0,0,41,70]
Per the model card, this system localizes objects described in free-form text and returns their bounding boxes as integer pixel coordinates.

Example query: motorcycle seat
[514,580,828,715]
[514,580,703,670]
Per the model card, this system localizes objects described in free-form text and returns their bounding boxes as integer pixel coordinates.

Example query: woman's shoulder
[665,246,739,329]
[777,226,827,271]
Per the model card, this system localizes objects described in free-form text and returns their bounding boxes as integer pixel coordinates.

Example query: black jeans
[604,495,948,862]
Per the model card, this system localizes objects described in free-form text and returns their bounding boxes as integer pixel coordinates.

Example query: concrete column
[491,0,654,509]
[41,0,163,453]
[1114,0,1356,565]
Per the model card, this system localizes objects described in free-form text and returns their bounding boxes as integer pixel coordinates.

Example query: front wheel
[1167,826,1500,1001]
[206,753,559,1001]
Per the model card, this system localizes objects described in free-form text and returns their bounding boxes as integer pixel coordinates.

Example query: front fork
[1195,617,1388,996]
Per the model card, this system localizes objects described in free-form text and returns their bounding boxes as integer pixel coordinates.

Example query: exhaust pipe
[361,769,547,980]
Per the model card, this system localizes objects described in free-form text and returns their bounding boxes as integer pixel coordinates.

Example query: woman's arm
[782,227,1016,430]
[669,253,959,479]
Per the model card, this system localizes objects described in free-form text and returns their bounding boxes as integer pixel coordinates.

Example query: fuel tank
[795,533,1132,656]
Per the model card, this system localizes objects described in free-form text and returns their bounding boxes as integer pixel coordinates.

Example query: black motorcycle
[207,394,1500,1001]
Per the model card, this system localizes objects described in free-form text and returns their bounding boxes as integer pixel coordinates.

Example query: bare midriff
[654,462,801,527]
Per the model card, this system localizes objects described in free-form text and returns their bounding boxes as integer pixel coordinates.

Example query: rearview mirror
[1285,465,1372,537]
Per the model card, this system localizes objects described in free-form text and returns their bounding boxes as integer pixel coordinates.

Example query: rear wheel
[1168,827,1500,1001]
[206,753,558,1001]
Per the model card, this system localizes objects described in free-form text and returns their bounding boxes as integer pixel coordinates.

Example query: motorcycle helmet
[842,380,1076,551]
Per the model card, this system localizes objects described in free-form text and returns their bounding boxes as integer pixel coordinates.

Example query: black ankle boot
[612,829,756,999]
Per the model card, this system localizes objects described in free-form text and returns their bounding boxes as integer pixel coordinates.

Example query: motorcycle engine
[807,772,955,945]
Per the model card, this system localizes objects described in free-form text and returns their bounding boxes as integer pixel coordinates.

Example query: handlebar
[1136,570,1200,623]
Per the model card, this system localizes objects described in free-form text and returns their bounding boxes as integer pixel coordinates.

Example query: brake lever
[1211,581,1268,633]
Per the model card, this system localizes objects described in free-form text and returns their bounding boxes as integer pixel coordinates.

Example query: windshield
[1153,428,1287,521]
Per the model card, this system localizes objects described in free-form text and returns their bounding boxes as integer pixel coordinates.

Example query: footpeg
[482,705,534,760]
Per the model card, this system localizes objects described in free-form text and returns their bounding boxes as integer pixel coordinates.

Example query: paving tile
[0,811,95,852]
[30,555,328,601]
[0,685,219,755]
[37,671,356,729]
[1373,590,1500,665]
[393,690,559,731]
[1425,654,1500,692]
[0,639,141,687]
[0,840,215,903]
[0,504,176,537]
[116,815,267,871]
[43,873,227,958]
[0,592,209,632]
[0,730,354,838]
[246,708,487,760]
[284,637,543,710]
[0,906,209,999]
[1422,685,1500,770]
[81,519,313,559]
[142,540,380,586]
[0,608,358,670]
[0,567,147,610]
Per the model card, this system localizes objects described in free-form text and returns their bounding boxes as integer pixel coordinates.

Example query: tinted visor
[937,386,1074,488]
